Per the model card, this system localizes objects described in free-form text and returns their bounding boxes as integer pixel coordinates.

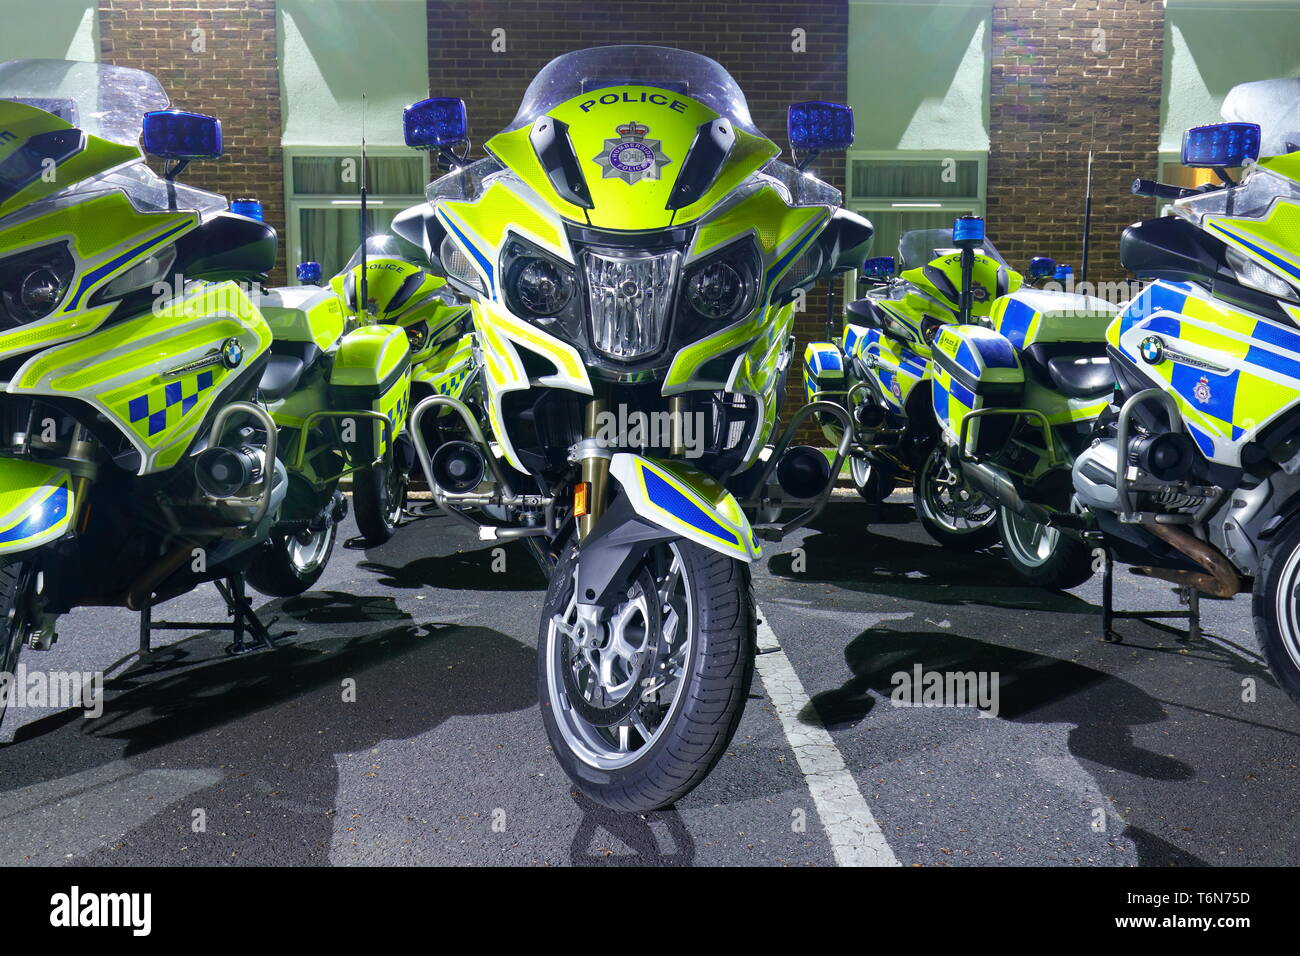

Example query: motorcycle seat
[1044,355,1114,397]
[259,342,322,400]
[1022,342,1114,398]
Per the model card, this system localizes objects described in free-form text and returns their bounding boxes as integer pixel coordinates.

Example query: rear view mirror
[404,97,468,150]
[1028,256,1056,279]
[861,256,895,279]
[787,101,854,153]
[142,109,222,160]
[1182,122,1260,168]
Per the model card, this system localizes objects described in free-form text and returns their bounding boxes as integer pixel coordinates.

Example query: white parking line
[753,607,900,867]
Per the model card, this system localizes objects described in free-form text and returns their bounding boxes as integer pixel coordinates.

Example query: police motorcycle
[0,59,301,721]
[1068,78,1300,703]
[391,46,870,810]
[803,225,1027,549]
[295,235,478,528]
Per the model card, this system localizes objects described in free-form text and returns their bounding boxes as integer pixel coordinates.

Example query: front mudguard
[573,455,757,612]
[0,459,74,556]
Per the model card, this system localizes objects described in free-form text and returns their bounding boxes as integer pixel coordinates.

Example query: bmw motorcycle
[1069,78,1300,703]
[393,45,870,810]
[0,59,296,720]
[804,228,1028,549]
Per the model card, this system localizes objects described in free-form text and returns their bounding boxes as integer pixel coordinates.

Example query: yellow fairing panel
[9,282,273,474]
[0,459,74,555]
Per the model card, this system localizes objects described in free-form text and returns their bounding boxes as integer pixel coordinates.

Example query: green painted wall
[0,0,97,62]
[848,0,991,152]
[279,0,429,147]
[1161,0,1300,151]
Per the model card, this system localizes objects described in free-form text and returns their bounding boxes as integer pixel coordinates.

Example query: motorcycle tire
[997,506,1094,590]
[246,520,338,598]
[914,447,999,551]
[353,460,407,546]
[538,536,755,812]
[1253,514,1300,707]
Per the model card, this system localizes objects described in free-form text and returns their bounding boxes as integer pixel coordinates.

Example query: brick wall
[426,0,848,430]
[99,0,286,283]
[987,0,1164,285]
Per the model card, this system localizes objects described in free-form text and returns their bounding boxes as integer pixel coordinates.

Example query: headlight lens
[582,248,680,361]
[0,243,75,327]
[686,260,743,320]
[514,257,574,316]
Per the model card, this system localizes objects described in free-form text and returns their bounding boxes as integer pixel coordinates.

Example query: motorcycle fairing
[413,332,475,399]
[1111,278,1300,467]
[900,251,1020,319]
[0,190,197,361]
[484,85,780,231]
[0,458,73,555]
[9,280,272,473]
[608,453,759,562]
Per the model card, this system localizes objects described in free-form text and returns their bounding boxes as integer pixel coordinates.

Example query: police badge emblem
[593,121,672,184]
[1194,375,1211,404]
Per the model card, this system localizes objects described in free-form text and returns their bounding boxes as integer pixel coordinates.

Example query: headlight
[0,243,75,327]
[682,238,760,327]
[513,257,574,316]
[582,248,680,361]
[687,260,743,320]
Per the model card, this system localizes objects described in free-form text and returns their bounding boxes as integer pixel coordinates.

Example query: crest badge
[593,121,672,185]
[1193,375,1212,404]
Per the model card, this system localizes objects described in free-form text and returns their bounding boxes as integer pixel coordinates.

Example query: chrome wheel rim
[1274,543,1300,672]
[288,521,334,575]
[850,456,872,490]
[917,449,995,534]
[1001,507,1058,568]
[546,542,693,770]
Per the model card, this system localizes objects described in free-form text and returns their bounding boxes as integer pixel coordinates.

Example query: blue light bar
[296,261,322,284]
[862,256,895,278]
[404,97,468,150]
[1028,256,1056,279]
[230,198,263,221]
[142,109,222,160]
[1054,264,1074,282]
[1181,122,1260,168]
[953,215,985,243]
[787,101,854,152]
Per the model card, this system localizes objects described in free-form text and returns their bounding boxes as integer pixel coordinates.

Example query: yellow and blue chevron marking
[127,370,217,438]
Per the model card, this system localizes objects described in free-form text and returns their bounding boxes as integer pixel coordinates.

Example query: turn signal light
[573,481,590,517]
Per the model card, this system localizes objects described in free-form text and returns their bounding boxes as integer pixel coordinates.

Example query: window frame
[282,144,430,280]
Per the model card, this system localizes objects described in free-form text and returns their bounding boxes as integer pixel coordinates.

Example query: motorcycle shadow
[358,538,549,592]
[0,598,537,865]
[811,624,1207,865]
[772,501,1093,615]
[566,791,696,866]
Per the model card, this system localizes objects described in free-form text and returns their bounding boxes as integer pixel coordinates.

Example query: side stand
[1100,549,1200,644]
[138,574,277,657]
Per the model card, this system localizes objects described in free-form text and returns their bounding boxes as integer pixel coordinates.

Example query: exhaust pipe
[958,457,1052,525]
[1136,519,1241,598]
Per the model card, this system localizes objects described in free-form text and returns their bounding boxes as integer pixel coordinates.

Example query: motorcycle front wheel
[247,518,338,597]
[0,558,34,727]
[538,537,754,812]
[1253,515,1300,708]
[914,446,999,551]
[997,506,1093,590]
[353,457,408,546]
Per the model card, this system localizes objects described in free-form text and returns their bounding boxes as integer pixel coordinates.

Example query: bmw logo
[221,337,244,369]
[1139,335,1164,364]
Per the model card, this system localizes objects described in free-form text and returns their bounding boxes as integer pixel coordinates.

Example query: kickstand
[1100,549,1201,644]
[136,573,277,657]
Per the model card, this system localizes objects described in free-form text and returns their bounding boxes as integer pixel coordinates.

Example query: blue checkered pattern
[128,370,216,436]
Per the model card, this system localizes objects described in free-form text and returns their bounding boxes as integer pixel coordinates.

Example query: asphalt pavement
[1,489,1296,866]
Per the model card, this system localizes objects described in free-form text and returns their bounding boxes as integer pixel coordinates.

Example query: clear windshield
[1221,77,1300,158]
[898,228,1009,271]
[507,45,758,135]
[0,59,168,147]
[344,234,406,271]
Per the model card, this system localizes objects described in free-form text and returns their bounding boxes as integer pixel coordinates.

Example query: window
[284,147,428,282]
[847,151,986,266]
